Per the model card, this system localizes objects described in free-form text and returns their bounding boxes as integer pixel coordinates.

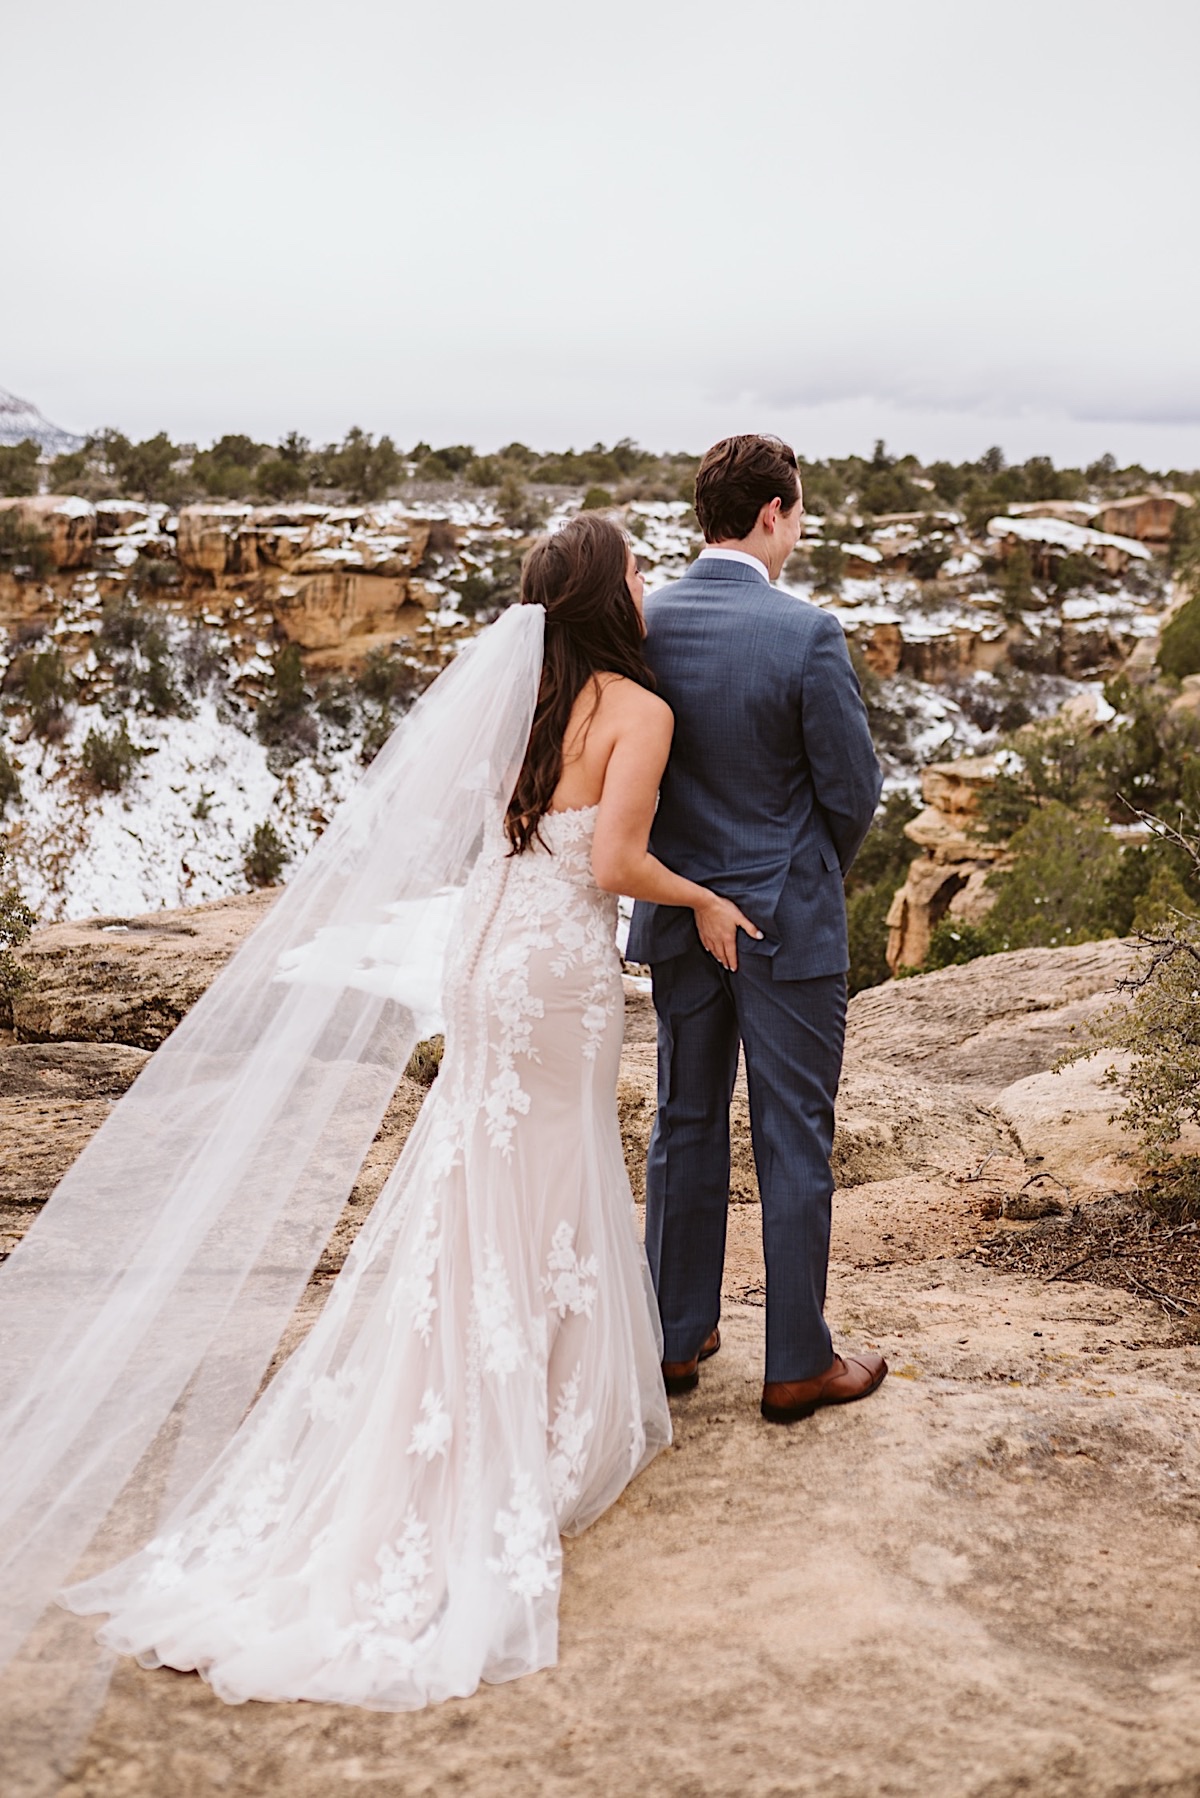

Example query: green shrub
[0,843,35,1019]
[359,707,396,766]
[316,428,400,502]
[0,743,20,812]
[1159,594,1200,681]
[356,648,425,707]
[7,644,75,739]
[810,540,845,594]
[496,476,547,534]
[1072,828,1200,1212]
[257,643,317,755]
[245,821,288,887]
[907,537,951,582]
[0,440,41,497]
[0,509,54,580]
[1130,862,1197,934]
[97,602,188,717]
[257,456,308,500]
[921,918,996,970]
[1169,504,1200,591]
[984,801,1122,951]
[1001,544,1034,619]
[581,486,615,512]
[1054,550,1101,595]
[81,719,143,792]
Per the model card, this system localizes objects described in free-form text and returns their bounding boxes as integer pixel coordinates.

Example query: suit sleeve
[798,611,883,873]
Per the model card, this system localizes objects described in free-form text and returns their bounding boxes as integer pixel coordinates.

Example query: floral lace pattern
[542,1222,599,1320]
[488,1471,559,1599]
[547,1367,594,1516]
[475,1241,527,1377]
[407,1390,452,1462]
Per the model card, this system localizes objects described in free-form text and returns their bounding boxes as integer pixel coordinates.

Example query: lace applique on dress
[305,1367,364,1424]
[387,1195,442,1342]
[336,1509,434,1663]
[407,1389,452,1462]
[488,1472,559,1599]
[475,1242,527,1376]
[141,1456,295,1591]
[547,1367,594,1515]
[541,1221,599,1320]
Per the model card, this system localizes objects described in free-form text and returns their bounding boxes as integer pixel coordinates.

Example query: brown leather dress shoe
[662,1327,721,1396]
[760,1350,888,1424]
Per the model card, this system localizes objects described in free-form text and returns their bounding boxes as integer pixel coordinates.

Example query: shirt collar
[697,546,771,582]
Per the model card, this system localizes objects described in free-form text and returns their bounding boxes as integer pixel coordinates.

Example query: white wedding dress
[63,803,671,1709]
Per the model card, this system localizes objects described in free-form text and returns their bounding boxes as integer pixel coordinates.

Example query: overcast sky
[4,0,1198,467]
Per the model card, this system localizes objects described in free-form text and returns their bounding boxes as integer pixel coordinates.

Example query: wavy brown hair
[693,433,800,542]
[506,513,653,855]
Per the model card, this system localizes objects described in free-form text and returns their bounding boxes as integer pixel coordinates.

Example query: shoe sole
[663,1328,720,1397]
[760,1364,888,1425]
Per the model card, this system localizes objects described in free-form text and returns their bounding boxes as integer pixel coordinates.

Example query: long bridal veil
[0,603,546,1794]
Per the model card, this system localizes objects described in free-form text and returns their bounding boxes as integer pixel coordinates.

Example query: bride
[5,513,759,1717]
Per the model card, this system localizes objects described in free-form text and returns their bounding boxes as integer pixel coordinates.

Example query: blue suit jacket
[626,557,883,981]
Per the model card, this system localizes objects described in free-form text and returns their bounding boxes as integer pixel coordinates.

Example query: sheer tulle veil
[0,603,546,1792]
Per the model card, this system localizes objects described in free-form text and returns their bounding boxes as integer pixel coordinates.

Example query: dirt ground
[45,1182,1200,1798]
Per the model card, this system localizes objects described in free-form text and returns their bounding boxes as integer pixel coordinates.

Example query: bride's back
[548,674,645,814]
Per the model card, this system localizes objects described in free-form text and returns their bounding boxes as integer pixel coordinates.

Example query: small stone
[1002,1189,1066,1221]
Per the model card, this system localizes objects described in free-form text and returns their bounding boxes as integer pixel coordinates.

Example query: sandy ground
[48,1207,1200,1798]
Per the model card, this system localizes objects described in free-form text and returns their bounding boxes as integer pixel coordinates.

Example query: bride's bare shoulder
[596,674,673,734]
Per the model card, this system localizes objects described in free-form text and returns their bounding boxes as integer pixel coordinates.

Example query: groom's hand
[693,894,763,973]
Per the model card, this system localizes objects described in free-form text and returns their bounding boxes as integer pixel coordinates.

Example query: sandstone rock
[886,855,1001,971]
[1094,491,1194,545]
[992,1050,1200,1194]
[833,1060,1015,1186]
[176,504,255,577]
[859,620,903,677]
[886,757,1007,970]
[94,502,152,536]
[0,496,96,569]
[848,939,1136,1098]
[271,572,426,649]
[12,890,276,1049]
[0,1040,150,1097]
[0,1043,151,1210]
[919,756,1001,819]
[1170,673,1200,718]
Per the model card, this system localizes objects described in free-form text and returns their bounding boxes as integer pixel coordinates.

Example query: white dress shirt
[697,546,770,582]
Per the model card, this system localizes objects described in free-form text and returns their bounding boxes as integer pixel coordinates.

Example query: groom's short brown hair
[693,435,801,543]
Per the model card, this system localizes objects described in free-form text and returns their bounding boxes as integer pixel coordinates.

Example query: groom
[627,434,886,1424]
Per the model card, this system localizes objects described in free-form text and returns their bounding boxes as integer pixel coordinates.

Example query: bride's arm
[590,685,762,972]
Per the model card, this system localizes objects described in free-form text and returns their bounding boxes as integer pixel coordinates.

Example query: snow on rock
[987,514,1152,563]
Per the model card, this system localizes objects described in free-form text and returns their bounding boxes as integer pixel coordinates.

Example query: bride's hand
[693,893,763,973]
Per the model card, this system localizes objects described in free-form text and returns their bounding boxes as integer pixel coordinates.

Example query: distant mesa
[0,387,84,456]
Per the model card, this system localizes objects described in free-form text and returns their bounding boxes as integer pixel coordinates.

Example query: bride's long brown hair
[506,513,654,855]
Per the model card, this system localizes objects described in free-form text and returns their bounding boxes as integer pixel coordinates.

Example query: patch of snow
[987,515,1152,562]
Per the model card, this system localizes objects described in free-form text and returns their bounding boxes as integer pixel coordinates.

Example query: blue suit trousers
[644,943,846,1384]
